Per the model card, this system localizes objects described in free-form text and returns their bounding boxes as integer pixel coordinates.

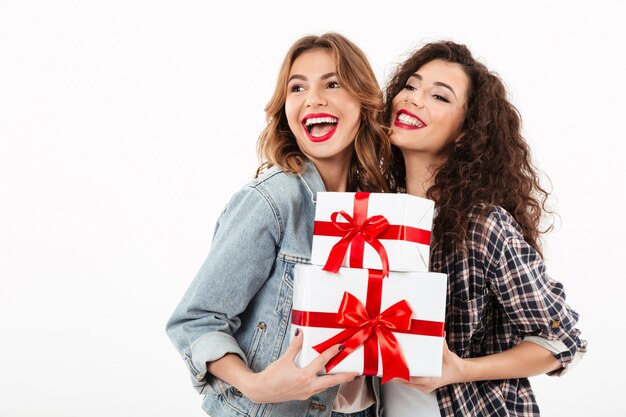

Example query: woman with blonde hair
[167,33,390,417]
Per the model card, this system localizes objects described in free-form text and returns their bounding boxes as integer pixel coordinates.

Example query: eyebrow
[409,73,458,99]
[288,72,337,83]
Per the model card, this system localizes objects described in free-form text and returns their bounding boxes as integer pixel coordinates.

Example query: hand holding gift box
[292,191,445,382]
[311,192,435,273]
[291,265,447,382]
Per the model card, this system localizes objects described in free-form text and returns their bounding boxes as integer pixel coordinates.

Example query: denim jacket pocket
[205,376,230,397]
[448,294,488,355]
[246,321,268,372]
[274,254,308,317]
[217,384,274,417]
[218,387,256,417]
[274,262,293,317]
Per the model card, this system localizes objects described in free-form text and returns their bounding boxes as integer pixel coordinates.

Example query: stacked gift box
[291,191,447,383]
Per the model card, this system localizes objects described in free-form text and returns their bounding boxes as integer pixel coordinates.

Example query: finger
[410,377,436,390]
[403,381,432,393]
[412,385,431,393]
[313,372,360,391]
[390,377,411,385]
[416,385,435,394]
[285,327,304,361]
[442,343,453,362]
[308,343,343,372]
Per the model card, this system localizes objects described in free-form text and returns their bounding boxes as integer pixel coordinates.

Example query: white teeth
[398,113,424,127]
[304,116,338,126]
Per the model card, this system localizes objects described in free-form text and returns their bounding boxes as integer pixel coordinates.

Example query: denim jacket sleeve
[166,183,281,393]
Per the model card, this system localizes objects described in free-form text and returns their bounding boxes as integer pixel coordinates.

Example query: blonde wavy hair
[256,33,390,192]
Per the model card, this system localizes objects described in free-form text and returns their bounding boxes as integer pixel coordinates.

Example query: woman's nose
[306,87,328,107]
[404,91,424,108]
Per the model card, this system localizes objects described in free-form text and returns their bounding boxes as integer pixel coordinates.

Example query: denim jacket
[166,161,381,417]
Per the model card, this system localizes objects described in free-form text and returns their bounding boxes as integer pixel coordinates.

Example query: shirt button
[433,262,440,269]
[310,402,327,411]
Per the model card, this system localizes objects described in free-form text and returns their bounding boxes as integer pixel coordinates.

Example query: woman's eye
[327,81,340,89]
[290,85,305,93]
[403,84,416,91]
[433,94,450,103]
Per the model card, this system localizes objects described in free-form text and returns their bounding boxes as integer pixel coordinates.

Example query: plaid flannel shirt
[431,206,587,417]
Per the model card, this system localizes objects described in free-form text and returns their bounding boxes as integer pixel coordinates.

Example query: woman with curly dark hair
[381,41,587,417]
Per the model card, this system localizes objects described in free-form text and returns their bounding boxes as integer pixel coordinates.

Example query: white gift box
[291,264,447,378]
[311,192,435,272]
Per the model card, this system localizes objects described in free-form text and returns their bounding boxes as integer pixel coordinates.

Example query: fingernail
[295,328,300,336]
[338,344,344,352]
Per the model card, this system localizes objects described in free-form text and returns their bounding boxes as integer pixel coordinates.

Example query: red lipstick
[394,109,427,130]
[302,113,339,143]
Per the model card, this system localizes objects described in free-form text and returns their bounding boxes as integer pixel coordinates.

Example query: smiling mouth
[394,110,426,130]
[302,114,338,142]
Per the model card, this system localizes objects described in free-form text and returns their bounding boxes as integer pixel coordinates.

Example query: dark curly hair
[384,41,551,256]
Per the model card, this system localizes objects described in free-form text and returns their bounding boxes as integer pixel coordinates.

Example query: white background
[1,1,624,416]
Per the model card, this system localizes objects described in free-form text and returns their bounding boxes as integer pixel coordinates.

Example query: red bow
[322,192,391,277]
[312,291,412,383]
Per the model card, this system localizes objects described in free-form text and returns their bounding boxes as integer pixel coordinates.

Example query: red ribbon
[320,192,390,276]
[291,270,445,383]
[311,291,412,383]
[291,311,444,335]
[315,192,431,277]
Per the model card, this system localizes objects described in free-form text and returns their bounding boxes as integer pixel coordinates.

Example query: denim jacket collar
[298,159,326,203]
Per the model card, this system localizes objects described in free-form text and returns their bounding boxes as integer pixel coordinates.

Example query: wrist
[460,357,477,383]
[206,354,261,401]
[238,371,262,402]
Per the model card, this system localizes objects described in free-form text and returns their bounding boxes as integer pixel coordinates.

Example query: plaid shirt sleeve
[484,207,587,369]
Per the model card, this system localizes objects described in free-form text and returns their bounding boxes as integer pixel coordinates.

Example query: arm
[464,340,561,380]
[166,186,278,393]
[207,332,357,404]
[398,339,560,393]
[401,210,586,392]
[166,185,356,401]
